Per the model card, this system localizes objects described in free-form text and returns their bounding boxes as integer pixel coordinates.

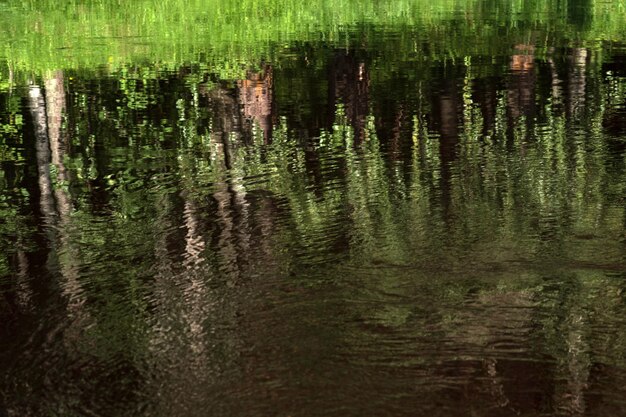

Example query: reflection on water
[1,18,626,417]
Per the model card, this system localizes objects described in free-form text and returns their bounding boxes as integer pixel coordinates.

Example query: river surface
[1,1,626,416]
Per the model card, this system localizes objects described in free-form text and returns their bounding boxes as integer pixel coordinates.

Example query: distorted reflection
[0,15,625,417]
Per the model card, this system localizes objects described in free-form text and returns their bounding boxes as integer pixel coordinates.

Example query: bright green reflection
[0,0,625,73]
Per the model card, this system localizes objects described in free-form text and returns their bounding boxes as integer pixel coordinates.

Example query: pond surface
[1,1,626,416]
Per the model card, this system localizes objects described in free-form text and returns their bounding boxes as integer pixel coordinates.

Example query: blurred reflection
[508,44,535,122]
[0,42,625,417]
[329,51,369,144]
[238,65,275,143]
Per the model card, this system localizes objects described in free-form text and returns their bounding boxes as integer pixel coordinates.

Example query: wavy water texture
[0,1,626,416]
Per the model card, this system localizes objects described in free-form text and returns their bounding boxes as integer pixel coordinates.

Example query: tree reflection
[0,41,625,416]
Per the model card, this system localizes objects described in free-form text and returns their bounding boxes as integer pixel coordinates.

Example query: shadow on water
[567,0,593,29]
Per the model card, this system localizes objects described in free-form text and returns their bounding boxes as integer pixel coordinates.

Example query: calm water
[1,2,626,416]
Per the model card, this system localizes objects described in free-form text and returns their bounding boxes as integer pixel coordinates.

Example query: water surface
[1,1,626,416]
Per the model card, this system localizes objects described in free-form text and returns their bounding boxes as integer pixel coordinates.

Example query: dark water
[1,13,626,417]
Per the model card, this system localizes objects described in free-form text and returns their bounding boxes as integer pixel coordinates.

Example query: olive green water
[1,1,626,416]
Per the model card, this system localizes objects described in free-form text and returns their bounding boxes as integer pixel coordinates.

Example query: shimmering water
[1,1,626,416]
